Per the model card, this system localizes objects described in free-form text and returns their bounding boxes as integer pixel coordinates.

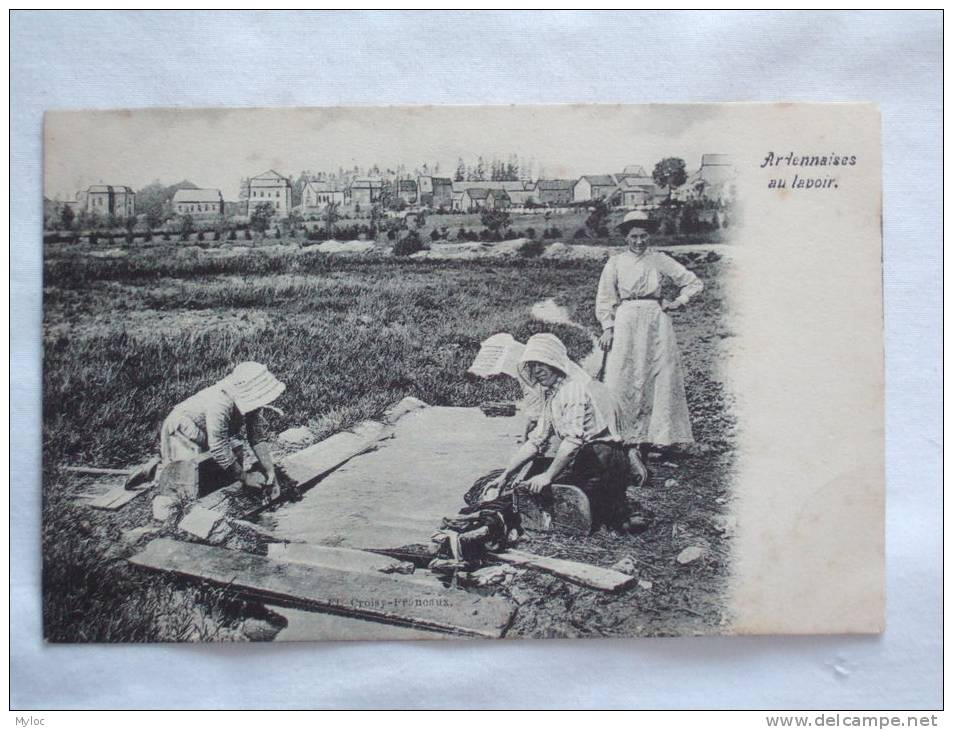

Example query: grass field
[43,241,735,641]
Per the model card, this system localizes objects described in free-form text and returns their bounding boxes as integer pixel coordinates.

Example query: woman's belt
[621,295,662,303]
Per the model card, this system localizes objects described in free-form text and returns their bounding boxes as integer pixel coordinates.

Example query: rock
[662,462,679,469]
[638,579,653,590]
[379,560,416,575]
[676,546,707,565]
[710,514,737,534]
[664,478,679,489]
[242,618,282,642]
[177,505,227,541]
[611,556,638,575]
[467,565,510,586]
[278,426,315,446]
[152,495,176,521]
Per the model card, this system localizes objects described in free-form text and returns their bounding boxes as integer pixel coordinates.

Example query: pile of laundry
[428,469,521,577]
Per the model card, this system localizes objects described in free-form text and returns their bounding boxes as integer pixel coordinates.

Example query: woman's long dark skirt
[554,441,632,529]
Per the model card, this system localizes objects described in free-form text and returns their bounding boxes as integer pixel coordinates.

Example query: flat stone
[152,495,176,521]
[638,579,654,590]
[664,478,679,488]
[178,505,227,540]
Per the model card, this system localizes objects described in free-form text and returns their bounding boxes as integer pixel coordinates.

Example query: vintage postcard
[42,103,883,642]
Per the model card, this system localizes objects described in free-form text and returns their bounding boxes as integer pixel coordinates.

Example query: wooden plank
[63,465,133,476]
[279,421,389,488]
[491,549,636,593]
[82,482,153,510]
[266,543,434,586]
[270,606,448,642]
[130,538,515,638]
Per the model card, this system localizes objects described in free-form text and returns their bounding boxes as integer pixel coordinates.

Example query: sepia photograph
[40,103,885,644]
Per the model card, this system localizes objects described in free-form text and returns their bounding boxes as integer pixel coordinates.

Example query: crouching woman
[486,334,638,533]
[159,361,285,500]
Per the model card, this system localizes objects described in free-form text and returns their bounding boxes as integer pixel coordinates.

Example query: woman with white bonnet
[485,333,640,533]
[597,210,703,468]
[159,361,285,499]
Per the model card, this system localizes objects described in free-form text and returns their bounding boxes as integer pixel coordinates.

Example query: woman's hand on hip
[599,329,614,351]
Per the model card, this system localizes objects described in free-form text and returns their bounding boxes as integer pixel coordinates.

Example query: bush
[525,227,536,240]
[162,231,170,242]
[392,231,424,257]
[518,239,545,258]
[197,231,205,242]
[457,227,467,241]
[125,231,135,244]
[574,228,589,240]
[227,229,237,241]
[244,229,252,241]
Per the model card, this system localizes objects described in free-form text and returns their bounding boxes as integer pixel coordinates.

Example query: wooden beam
[266,543,434,586]
[79,483,153,510]
[62,466,134,476]
[130,538,515,638]
[279,420,390,488]
[491,549,635,593]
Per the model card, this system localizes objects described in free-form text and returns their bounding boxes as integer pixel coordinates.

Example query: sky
[44,105,729,200]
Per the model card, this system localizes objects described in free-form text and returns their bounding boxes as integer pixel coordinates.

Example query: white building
[247,170,292,218]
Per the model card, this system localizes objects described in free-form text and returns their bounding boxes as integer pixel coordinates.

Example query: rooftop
[172,188,223,203]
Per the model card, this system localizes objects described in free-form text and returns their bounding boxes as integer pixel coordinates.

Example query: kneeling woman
[160,361,285,500]
[486,333,637,532]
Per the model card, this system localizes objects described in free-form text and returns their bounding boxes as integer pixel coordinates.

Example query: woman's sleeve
[206,401,239,471]
[595,257,620,330]
[526,405,554,453]
[659,254,704,306]
[554,380,590,448]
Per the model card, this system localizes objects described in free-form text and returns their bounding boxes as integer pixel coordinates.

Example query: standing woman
[597,211,704,465]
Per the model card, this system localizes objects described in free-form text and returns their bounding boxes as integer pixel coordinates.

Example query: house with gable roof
[247,170,292,218]
[172,188,224,218]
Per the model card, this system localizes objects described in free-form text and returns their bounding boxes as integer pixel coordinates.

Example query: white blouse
[527,376,621,452]
[596,250,704,330]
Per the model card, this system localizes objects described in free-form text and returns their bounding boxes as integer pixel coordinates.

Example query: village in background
[43,154,736,253]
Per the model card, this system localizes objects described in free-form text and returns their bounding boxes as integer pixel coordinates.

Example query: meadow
[43,241,735,641]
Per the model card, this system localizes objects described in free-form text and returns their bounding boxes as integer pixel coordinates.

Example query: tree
[585,199,610,238]
[179,214,194,241]
[480,208,510,238]
[476,157,486,181]
[249,203,274,239]
[59,204,75,231]
[454,158,466,182]
[323,201,341,238]
[652,157,688,200]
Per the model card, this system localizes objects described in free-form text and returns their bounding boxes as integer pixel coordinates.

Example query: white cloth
[596,250,703,445]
